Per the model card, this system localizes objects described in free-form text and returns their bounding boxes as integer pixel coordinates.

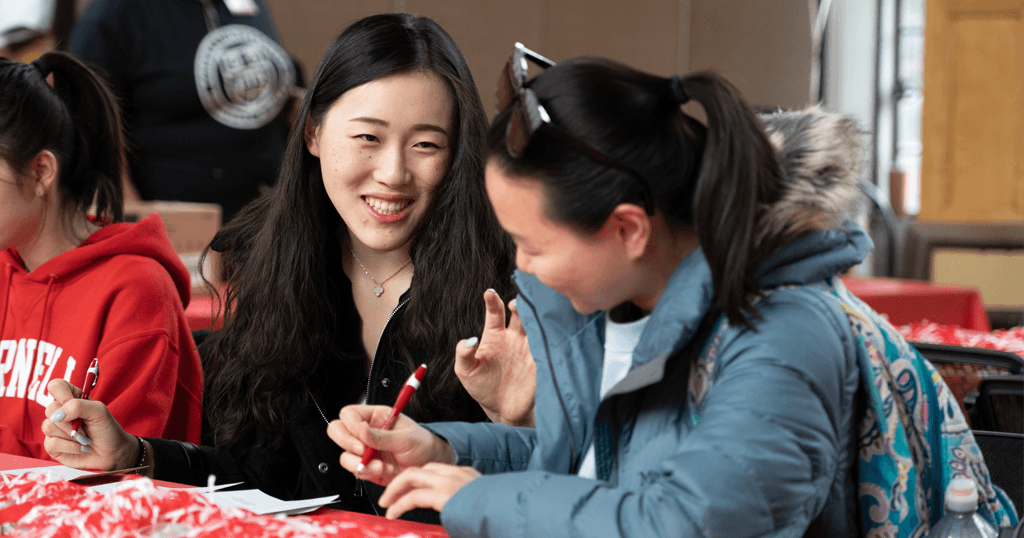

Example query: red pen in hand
[356,363,427,473]
[69,358,99,440]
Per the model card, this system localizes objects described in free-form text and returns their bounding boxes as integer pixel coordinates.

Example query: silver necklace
[349,247,412,297]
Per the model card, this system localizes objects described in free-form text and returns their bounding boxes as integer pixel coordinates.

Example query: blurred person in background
[0,0,74,61]
[69,0,301,221]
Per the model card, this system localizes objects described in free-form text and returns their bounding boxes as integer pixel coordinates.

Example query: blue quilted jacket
[426,224,869,537]
[425,106,1016,537]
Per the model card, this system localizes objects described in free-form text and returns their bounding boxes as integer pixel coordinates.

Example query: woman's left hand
[377,462,481,519]
[41,379,140,471]
[455,290,536,427]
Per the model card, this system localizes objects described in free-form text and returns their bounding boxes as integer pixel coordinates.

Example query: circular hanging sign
[194,24,295,130]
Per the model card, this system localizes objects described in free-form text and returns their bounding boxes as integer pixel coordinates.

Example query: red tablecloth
[0,452,449,537]
[0,452,190,490]
[900,322,1024,358]
[841,277,991,332]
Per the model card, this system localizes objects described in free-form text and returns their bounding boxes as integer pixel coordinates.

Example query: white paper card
[199,489,338,515]
[1,465,95,481]
[88,480,244,495]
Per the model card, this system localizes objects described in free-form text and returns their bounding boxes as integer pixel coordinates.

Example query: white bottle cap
[944,477,980,513]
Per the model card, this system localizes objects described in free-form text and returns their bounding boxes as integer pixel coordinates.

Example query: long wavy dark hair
[0,52,125,227]
[487,57,786,329]
[201,14,515,455]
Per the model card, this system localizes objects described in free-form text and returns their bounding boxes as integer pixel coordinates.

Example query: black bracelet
[134,436,147,472]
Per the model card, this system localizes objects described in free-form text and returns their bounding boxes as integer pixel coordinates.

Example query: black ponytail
[675,72,785,329]
[0,51,126,225]
[486,59,785,329]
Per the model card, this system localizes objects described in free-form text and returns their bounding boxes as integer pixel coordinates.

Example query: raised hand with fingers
[41,378,142,473]
[455,289,536,427]
[328,404,455,487]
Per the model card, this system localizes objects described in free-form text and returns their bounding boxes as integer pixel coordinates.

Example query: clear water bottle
[928,477,999,538]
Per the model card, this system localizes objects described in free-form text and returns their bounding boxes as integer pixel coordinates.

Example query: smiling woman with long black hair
[40,13,515,522]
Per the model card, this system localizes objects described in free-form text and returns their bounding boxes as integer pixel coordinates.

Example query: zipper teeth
[306,298,410,427]
[308,389,329,426]
[365,298,409,400]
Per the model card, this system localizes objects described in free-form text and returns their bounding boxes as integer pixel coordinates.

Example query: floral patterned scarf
[833,278,1017,537]
[686,278,1018,537]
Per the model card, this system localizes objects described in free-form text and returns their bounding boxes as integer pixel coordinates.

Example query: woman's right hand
[41,378,140,472]
[328,404,454,486]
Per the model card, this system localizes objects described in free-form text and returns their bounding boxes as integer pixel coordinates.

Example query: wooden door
[919,0,1024,223]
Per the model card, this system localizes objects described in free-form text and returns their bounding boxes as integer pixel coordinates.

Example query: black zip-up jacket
[147,287,487,523]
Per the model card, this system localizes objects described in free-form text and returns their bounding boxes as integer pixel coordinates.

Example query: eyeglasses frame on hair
[496,42,656,215]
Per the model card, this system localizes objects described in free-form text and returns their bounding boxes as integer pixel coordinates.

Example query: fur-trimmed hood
[755,106,865,247]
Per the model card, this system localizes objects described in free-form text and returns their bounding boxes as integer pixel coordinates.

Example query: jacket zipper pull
[354,479,363,497]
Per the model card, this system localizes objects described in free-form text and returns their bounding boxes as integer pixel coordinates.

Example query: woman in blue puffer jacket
[328,46,1016,537]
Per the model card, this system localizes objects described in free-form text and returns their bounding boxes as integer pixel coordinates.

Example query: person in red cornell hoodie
[0,51,202,459]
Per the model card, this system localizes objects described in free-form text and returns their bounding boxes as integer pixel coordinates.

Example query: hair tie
[670,75,689,104]
[30,58,52,77]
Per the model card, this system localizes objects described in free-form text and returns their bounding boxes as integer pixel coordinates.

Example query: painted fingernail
[80,445,91,453]
[76,433,92,446]
[465,337,479,348]
[486,288,496,294]
[49,410,65,423]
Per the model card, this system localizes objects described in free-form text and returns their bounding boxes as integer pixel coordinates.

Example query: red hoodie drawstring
[36,275,57,350]
[0,267,57,358]
[0,263,12,341]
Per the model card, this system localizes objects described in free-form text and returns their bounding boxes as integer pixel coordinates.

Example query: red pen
[69,358,99,440]
[356,363,427,473]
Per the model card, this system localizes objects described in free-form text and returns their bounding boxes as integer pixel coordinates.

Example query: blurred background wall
[264,0,814,116]
[4,0,1020,325]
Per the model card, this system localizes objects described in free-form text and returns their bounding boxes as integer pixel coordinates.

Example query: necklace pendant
[373,284,384,297]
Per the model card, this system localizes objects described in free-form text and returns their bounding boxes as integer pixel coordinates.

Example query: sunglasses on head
[496,42,655,215]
